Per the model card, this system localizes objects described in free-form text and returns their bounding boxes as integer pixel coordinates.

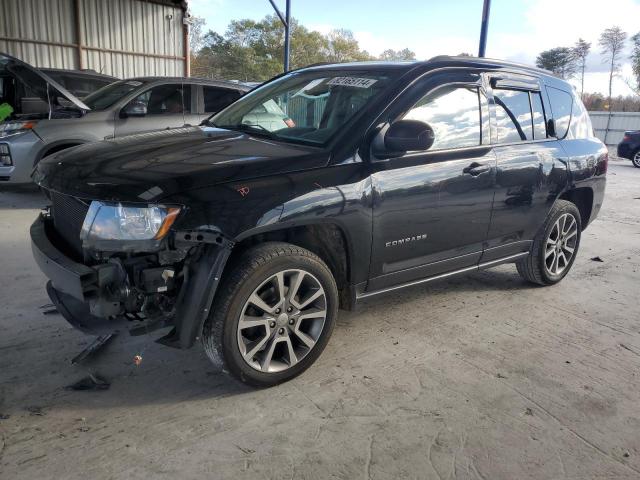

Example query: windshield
[210,70,398,146]
[84,80,144,111]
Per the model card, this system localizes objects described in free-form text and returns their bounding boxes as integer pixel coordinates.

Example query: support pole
[268,0,291,72]
[73,0,84,69]
[284,0,291,72]
[478,0,491,58]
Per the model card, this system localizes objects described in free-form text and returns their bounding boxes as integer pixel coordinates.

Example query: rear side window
[203,87,241,113]
[546,87,573,138]
[403,86,483,150]
[493,89,532,142]
[531,92,547,139]
[567,95,593,139]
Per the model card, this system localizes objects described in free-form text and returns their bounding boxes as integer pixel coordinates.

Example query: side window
[132,84,186,115]
[546,87,573,138]
[493,89,532,143]
[531,92,547,139]
[402,86,483,150]
[203,87,241,113]
[567,95,593,139]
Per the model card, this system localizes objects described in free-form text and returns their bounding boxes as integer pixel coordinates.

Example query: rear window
[546,87,573,138]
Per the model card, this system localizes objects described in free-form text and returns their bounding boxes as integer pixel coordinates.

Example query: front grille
[50,192,90,258]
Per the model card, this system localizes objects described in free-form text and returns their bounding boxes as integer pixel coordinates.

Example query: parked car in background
[617,130,640,167]
[0,53,250,183]
[30,57,607,387]
[0,53,115,120]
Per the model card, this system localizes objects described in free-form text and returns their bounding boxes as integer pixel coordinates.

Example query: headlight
[81,201,181,242]
[0,121,36,138]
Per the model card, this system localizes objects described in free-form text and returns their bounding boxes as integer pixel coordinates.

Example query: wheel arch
[231,221,355,310]
[35,140,88,166]
[559,187,593,230]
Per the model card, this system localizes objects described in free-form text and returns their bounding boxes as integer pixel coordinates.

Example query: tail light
[596,152,608,175]
[623,134,631,141]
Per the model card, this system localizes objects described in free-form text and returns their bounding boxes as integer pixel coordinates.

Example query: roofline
[293,56,557,80]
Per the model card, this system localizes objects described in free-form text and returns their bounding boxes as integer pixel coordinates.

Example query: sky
[188,0,640,96]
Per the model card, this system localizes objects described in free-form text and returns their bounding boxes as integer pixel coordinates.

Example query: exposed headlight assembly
[0,121,36,138]
[80,201,181,249]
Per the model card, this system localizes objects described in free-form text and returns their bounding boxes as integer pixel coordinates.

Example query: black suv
[617,130,640,167]
[31,57,607,387]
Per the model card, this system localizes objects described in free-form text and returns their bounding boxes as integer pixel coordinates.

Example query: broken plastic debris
[133,354,143,366]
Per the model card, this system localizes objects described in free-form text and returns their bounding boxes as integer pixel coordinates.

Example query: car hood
[0,52,90,114]
[33,126,329,202]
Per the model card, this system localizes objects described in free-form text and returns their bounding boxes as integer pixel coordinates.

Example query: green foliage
[379,48,416,61]
[535,47,577,79]
[190,15,415,81]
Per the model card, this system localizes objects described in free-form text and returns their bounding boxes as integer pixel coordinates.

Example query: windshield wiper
[216,123,274,137]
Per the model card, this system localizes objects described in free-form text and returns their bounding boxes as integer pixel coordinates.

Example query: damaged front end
[31,191,232,349]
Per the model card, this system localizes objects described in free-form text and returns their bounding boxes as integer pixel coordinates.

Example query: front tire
[202,242,338,387]
[632,149,640,168]
[516,200,582,285]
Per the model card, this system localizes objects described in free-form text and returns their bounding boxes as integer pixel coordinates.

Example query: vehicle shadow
[0,266,533,414]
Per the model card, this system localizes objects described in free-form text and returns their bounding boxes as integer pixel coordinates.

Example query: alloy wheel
[544,212,578,276]
[633,151,640,168]
[237,269,327,373]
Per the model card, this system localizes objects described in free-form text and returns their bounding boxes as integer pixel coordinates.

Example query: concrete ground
[0,156,638,480]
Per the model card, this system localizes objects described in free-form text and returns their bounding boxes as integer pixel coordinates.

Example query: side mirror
[546,119,557,137]
[121,101,147,118]
[384,120,435,152]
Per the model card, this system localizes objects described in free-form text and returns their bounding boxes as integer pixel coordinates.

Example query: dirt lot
[0,155,638,480]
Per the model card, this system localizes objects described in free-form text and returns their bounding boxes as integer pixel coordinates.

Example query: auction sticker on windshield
[327,77,377,88]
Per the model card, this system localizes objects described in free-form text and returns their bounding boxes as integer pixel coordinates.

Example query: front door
[114,82,188,137]
[368,71,496,292]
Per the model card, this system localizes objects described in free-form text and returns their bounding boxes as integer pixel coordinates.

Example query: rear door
[481,74,568,262]
[368,70,496,291]
[114,82,187,137]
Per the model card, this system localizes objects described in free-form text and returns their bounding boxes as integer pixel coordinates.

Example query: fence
[589,111,640,145]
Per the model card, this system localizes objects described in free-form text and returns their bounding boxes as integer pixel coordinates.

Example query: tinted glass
[133,84,186,115]
[546,87,573,138]
[494,89,533,143]
[84,80,143,110]
[403,86,481,150]
[531,92,547,139]
[203,87,241,113]
[567,95,592,139]
[212,71,398,146]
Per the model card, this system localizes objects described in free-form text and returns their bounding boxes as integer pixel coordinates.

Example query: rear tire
[632,149,640,168]
[202,242,338,387]
[516,200,582,285]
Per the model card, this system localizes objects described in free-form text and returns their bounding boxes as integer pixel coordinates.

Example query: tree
[188,16,207,53]
[630,32,640,95]
[599,26,627,108]
[379,48,416,61]
[325,29,372,63]
[573,38,591,98]
[599,26,627,144]
[191,16,391,81]
[535,47,576,79]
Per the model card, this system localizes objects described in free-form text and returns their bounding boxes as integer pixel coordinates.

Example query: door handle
[463,162,491,176]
